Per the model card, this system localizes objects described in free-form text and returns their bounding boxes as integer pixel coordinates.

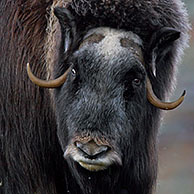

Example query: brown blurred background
[157,1,194,194]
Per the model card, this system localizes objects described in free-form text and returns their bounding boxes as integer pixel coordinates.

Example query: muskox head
[27,7,185,193]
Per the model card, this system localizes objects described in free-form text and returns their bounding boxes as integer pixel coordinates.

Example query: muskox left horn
[146,78,186,110]
[27,63,71,88]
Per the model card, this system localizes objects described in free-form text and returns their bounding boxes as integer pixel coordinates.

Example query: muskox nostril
[75,141,110,159]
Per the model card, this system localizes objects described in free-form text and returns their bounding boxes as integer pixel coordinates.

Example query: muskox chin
[65,158,121,194]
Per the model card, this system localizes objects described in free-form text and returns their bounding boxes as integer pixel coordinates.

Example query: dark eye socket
[123,66,145,102]
[132,78,141,86]
[123,70,143,87]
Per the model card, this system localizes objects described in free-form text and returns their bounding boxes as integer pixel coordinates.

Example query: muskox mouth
[64,138,122,172]
[77,159,113,172]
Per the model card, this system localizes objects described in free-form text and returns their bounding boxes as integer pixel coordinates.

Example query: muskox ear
[147,27,181,77]
[54,7,77,53]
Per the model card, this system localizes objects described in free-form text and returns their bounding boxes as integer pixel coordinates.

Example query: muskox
[0,0,190,194]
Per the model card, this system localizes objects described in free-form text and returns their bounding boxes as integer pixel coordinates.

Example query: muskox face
[55,26,146,171]
[54,27,149,193]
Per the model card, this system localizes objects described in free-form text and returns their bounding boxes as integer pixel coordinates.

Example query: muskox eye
[132,78,141,86]
[71,68,76,77]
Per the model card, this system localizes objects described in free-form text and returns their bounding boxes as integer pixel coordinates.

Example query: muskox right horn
[146,78,186,110]
[27,63,71,88]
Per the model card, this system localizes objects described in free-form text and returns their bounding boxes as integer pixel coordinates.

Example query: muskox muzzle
[64,137,122,171]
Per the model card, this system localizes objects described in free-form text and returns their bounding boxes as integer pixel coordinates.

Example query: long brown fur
[0,1,63,193]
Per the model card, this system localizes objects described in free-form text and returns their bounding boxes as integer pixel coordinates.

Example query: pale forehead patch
[80,27,143,60]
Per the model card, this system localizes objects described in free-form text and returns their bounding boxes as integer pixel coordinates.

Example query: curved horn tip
[27,63,71,88]
[162,90,186,110]
[182,90,186,97]
[27,62,30,71]
[146,78,186,111]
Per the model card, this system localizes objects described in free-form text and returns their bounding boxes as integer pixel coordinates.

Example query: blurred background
[157,0,194,194]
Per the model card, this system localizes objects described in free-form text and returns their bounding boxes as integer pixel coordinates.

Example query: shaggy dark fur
[0,0,190,194]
